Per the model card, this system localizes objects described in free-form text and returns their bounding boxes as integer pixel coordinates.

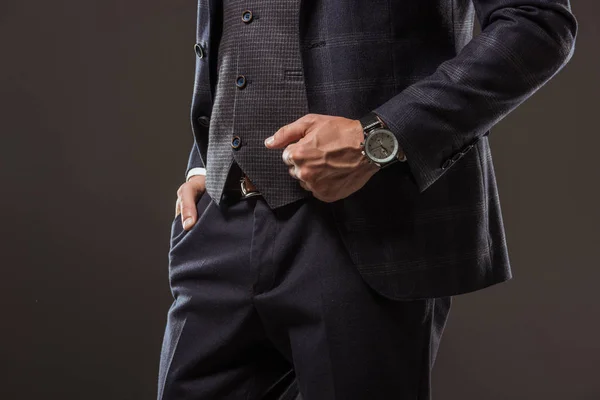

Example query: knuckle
[291,147,303,159]
[194,185,206,197]
[290,147,304,162]
[277,126,286,138]
[300,168,313,181]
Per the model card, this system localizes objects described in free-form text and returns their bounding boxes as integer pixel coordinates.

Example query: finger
[185,177,207,229]
[265,120,311,149]
[282,145,295,167]
[288,165,296,179]
[174,196,182,218]
[177,183,199,231]
[288,163,303,181]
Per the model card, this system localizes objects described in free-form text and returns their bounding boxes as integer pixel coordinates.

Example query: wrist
[374,113,387,129]
[353,120,380,174]
[186,167,207,182]
[372,112,407,162]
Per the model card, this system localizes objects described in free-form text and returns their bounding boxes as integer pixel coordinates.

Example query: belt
[239,174,261,198]
[221,162,262,202]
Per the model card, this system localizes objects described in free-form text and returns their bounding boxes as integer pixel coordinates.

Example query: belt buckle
[240,176,261,198]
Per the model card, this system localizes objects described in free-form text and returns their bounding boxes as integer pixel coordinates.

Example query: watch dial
[365,129,398,163]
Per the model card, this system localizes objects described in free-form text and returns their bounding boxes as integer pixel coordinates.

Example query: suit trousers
[157,182,452,400]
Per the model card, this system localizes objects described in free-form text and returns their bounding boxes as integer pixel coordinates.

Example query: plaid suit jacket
[185,0,577,299]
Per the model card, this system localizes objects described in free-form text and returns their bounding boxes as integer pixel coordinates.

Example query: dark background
[1,1,598,399]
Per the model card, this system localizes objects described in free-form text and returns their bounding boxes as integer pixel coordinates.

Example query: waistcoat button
[197,116,210,127]
[241,10,253,23]
[236,75,247,89]
[231,136,242,149]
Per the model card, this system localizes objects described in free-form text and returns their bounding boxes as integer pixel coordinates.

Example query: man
[158,0,577,399]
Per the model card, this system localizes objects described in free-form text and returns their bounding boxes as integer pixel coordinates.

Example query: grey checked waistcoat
[205,1,311,209]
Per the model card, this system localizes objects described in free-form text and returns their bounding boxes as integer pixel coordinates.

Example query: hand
[264,113,380,202]
[174,175,206,231]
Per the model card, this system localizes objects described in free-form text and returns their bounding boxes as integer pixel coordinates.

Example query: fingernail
[264,136,274,146]
[183,217,193,229]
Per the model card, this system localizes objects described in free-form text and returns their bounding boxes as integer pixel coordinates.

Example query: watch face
[364,128,399,163]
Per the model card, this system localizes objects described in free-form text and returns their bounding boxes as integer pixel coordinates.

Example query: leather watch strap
[359,112,384,132]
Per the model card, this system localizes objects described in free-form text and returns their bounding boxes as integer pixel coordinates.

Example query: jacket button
[241,10,253,23]
[197,116,210,127]
[441,159,453,170]
[236,75,247,89]
[231,136,242,149]
[194,43,204,59]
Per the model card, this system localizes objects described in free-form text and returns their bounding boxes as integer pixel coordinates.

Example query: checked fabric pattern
[205,0,312,209]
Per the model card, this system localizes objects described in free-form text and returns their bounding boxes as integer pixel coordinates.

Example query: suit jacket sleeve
[371,0,578,193]
[185,140,206,181]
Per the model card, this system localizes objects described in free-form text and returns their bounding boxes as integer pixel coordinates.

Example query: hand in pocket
[174,175,206,231]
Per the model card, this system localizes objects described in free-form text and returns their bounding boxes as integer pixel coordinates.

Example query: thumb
[179,179,204,230]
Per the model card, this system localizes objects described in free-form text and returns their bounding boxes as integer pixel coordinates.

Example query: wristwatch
[358,112,406,169]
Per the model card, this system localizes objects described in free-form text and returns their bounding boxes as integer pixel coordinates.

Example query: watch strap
[359,112,384,132]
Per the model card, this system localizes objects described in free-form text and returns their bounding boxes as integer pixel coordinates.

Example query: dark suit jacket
[185,0,577,299]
